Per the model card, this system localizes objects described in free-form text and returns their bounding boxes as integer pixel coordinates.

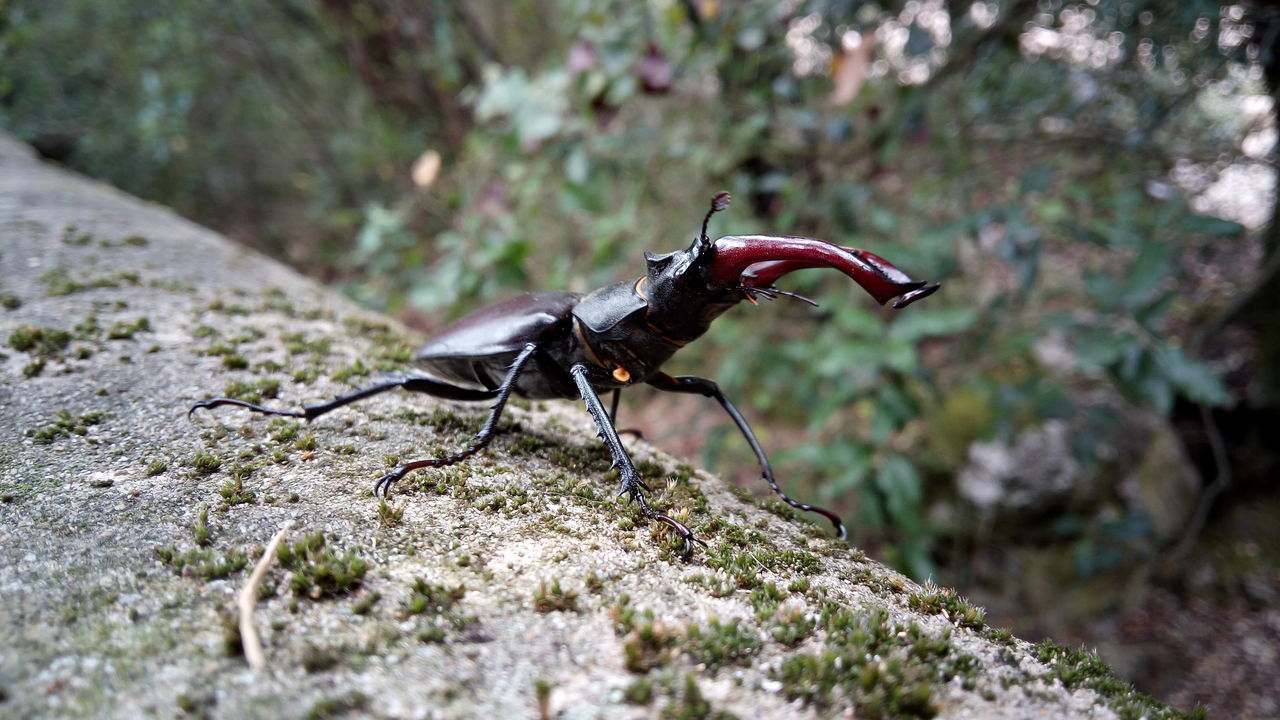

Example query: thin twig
[1162,404,1232,573]
[239,520,293,673]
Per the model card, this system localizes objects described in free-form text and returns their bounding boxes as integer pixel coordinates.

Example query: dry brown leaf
[830,34,877,106]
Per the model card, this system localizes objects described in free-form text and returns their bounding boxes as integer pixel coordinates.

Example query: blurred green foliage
[2,0,1268,579]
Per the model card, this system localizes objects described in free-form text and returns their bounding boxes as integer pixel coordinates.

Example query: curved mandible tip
[892,283,941,308]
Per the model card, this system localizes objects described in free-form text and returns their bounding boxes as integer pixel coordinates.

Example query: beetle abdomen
[417,292,581,362]
[414,291,582,398]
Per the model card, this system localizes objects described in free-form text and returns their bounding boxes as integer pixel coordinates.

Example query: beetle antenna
[739,284,820,308]
[771,288,820,307]
[700,191,731,242]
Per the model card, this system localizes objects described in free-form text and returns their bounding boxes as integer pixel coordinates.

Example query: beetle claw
[643,508,706,557]
[374,470,403,499]
[620,478,705,556]
[186,397,306,420]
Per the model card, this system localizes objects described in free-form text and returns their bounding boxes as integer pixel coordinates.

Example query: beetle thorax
[571,270,740,385]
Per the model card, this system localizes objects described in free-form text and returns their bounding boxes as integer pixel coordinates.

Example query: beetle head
[640,193,741,340]
[641,192,939,342]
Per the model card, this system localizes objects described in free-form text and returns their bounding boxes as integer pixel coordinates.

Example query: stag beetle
[190,193,938,553]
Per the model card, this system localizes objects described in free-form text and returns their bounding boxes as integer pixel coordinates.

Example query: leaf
[1181,214,1245,237]
[1114,348,1173,413]
[1083,268,1121,310]
[1154,344,1231,406]
[887,307,978,342]
[1116,240,1170,308]
[1072,327,1128,369]
[896,543,937,582]
[875,453,922,526]
[876,384,917,425]
[881,338,919,373]
[1064,220,1109,247]
[1036,198,1068,223]
[811,443,872,494]
[1136,370,1174,414]
[1134,290,1176,331]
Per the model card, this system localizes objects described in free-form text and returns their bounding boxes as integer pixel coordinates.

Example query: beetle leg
[373,343,539,498]
[607,389,648,442]
[646,372,848,541]
[570,364,706,555]
[188,377,498,422]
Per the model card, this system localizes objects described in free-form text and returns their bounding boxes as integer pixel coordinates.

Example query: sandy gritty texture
[0,132,1174,720]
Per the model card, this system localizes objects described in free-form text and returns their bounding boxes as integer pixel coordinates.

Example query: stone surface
[0,133,1178,719]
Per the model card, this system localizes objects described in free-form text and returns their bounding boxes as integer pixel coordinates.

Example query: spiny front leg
[374,343,537,498]
[570,364,706,555]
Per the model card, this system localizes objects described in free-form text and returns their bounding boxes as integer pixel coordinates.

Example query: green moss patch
[702,542,821,591]
[377,498,405,526]
[281,331,331,357]
[190,450,221,474]
[907,583,986,630]
[623,618,680,673]
[623,677,654,705]
[154,545,248,580]
[40,265,137,295]
[28,409,106,444]
[770,605,817,646]
[685,618,762,669]
[305,691,367,720]
[661,674,739,720]
[1031,641,1205,720]
[8,325,72,357]
[533,578,579,613]
[221,378,281,404]
[278,532,368,599]
[106,316,150,340]
[402,579,466,616]
[218,472,255,507]
[771,606,978,718]
[400,578,474,643]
